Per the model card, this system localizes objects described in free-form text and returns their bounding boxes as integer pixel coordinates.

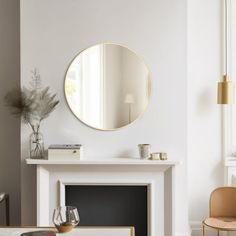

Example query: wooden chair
[202,187,236,235]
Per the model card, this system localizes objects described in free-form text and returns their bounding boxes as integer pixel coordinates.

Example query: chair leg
[217,230,219,236]
[202,224,205,236]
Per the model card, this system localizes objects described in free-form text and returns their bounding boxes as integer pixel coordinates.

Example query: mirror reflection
[65,43,151,130]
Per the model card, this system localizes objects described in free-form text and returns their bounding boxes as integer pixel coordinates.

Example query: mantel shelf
[25,158,180,166]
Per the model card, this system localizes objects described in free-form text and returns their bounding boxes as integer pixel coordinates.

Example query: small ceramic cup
[160,152,167,160]
[150,152,161,160]
[138,144,151,159]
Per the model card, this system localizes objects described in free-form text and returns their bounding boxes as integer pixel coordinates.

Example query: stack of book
[48,144,83,160]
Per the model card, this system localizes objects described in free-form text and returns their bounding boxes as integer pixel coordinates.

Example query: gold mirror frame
[64,43,152,131]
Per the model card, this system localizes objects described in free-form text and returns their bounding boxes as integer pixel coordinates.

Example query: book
[48,144,83,160]
[48,144,82,149]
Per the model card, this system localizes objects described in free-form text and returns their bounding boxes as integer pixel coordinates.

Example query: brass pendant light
[218,75,234,104]
[217,0,234,104]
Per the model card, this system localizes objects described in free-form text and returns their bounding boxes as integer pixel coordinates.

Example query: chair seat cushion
[204,217,236,230]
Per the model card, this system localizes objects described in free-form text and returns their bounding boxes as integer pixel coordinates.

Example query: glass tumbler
[53,206,80,233]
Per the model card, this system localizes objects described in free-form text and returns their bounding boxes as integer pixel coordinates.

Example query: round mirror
[65,43,151,130]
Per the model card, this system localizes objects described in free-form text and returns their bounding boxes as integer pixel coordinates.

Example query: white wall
[188,0,223,235]
[20,0,188,234]
[0,0,21,225]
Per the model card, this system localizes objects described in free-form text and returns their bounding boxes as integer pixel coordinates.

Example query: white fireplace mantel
[26,158,179,166]
[26,158,179,236]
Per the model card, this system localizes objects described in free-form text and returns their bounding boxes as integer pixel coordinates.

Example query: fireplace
[65,185,148,236]
[27,158,178,236]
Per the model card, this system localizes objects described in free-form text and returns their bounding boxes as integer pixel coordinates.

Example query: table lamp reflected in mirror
[124,93,135,123]
[53,206,80,233]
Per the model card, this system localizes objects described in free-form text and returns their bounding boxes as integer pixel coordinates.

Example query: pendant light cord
[225,0,228,75]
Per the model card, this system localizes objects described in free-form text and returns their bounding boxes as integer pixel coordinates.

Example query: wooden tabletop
[0,227,135,236]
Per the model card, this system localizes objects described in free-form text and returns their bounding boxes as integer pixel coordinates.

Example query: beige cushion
[204,217,236,230]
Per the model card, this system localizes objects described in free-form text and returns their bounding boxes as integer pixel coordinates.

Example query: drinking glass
[53,206,80,233]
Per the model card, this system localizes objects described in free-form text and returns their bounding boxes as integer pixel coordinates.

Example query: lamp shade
[217,75,234,104]
[124,93,134,104]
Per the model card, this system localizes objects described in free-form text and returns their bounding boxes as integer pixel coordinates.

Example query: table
[0,227,135,236]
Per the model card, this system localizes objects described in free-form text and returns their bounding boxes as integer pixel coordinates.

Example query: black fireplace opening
[65,185,148,236]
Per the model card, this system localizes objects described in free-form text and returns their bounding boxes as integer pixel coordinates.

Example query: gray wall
[0,0,20,226]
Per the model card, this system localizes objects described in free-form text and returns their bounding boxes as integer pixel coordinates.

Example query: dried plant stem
[4,69,59,159]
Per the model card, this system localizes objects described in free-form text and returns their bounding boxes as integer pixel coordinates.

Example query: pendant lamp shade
[218,75,234,104]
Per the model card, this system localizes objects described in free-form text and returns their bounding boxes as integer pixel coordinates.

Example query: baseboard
[176,233,191,236]
[190,221,202,231]
[176,225,192,236]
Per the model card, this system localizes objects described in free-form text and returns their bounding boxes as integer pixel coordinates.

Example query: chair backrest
[210,187,236,217]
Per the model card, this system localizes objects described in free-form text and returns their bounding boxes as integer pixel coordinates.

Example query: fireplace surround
[26,158,178,236]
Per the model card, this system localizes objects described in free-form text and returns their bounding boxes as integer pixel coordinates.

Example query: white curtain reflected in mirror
[65,43,151,130]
